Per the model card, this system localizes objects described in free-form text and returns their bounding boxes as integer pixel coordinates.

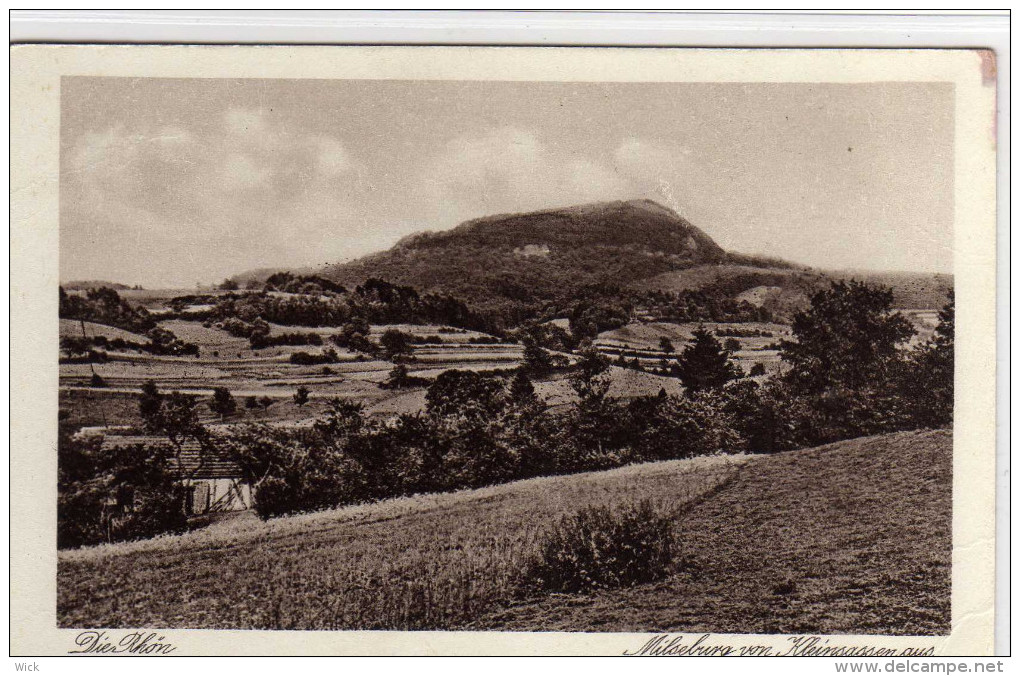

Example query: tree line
[58,280,953,547]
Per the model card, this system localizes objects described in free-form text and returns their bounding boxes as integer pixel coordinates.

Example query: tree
[676,326,739,393]
[293,386,310,407]
[245,395,259,409]
[219,278,239,291]
[564,343,622,470]
[209,387,237,421]
[900,291,954,428]
[723,338,741,352]
[382,363,409,389]
[158,392,204,448]
[137,388,206,477]
[58,431,187,548]
[508,368,537,402]
[259,396,274,411]
[658,336,675,354]
[780,281,915,395]
[749,362,767,377]
[379,329,413,361]
[139,380,163,424]
[424,370,515,489]
[778,280,916,443]
[522,339,555,376]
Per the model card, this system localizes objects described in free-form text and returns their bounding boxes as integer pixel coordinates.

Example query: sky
[60,77,954,288]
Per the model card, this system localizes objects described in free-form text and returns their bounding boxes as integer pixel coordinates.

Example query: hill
[233,199,952,326]
[300,200,751,321]
[62,280,133,291]
[57,429,950,635]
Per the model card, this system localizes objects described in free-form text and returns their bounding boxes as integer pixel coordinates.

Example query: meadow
[475,429,952,635]
[58,453,746,629]
[57,429,951,634]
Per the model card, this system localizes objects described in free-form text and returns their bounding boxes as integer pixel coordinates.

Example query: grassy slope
[58,455,744,630]
[474,429,952,635]
[58,318,149,343]
[57,430,949,634]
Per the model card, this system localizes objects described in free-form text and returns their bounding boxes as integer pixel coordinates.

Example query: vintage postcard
[10,46,997,656]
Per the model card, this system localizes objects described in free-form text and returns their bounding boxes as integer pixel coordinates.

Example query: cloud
[61,110,361,285]
[611,138,699,215]
[219,153,274,191]
[311,136,353,177]
[411,127,639,229]
[61,119,702,286]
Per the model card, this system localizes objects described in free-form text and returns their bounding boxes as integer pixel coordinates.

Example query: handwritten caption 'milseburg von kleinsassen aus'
[623,634,937,657]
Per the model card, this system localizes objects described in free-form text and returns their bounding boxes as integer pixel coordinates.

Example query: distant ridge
[314,200,744,313]
[232,199,952,322]
[62,280,133,291]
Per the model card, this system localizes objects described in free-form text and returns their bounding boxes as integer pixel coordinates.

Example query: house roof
[99,435,244,480]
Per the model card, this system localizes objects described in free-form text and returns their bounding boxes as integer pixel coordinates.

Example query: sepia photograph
[10,44,998,656]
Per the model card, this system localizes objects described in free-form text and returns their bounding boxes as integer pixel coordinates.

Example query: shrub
[58,433,188,549]
[209,387,237,420]
[522,500,678,594]
[380,329,415,360]
[379,364,431,390]
[251,475,297,520]
[289,350,338,365]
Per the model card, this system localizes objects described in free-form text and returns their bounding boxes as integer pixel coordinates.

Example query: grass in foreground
[57,429,950,634]
[473,429,952,635]
[58,454,744,630]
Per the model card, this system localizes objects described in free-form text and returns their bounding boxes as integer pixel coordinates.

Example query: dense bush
[57,432,187,549]
[898,292,954,429]
[379,364,432,390]
[467,335,502,344]
[716,327,773,338]
[521,500,678,593]
[289,349,339,365]
[59,286,155,334]
[210,278,485,332]
[59,317,198,358]
[250,332,323,349]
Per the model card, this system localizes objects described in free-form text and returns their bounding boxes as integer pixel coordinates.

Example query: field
[60,286,943,428]
[57,429,951,633]
[62,287,746,424]
[596,321,791,376]
[59,295,528,422]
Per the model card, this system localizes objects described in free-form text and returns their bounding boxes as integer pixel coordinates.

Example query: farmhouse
[99,435,252,515]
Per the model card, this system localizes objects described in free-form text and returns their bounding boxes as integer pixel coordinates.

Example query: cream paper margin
[9,45,997,657]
